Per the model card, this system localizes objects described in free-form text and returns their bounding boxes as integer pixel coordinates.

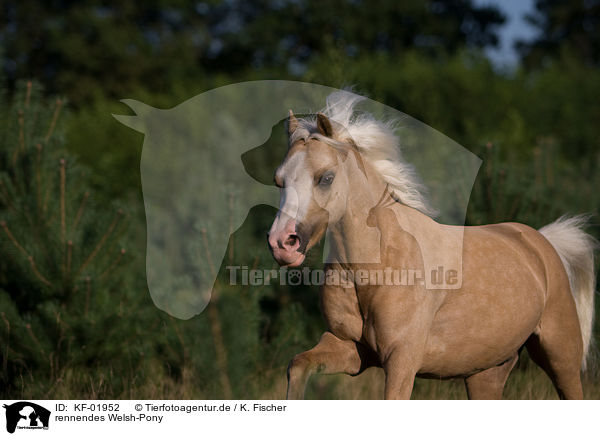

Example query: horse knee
[287,353,312,382]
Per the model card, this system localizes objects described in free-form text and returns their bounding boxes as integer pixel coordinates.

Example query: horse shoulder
[319,266,363,342]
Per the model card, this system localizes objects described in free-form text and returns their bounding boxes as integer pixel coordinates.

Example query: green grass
[297,366,600,400]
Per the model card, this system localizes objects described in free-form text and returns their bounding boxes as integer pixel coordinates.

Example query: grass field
[23,358,598,400]
[284,365,600,400]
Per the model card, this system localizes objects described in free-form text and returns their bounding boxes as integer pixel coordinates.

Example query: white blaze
[272,150,313,232]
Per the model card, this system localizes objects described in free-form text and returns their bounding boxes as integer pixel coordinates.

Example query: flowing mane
[290,91,437,217]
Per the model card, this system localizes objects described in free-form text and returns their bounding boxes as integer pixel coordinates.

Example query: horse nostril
[284,234,300,248]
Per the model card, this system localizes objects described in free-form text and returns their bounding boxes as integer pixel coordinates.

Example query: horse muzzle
[267,218,306,267]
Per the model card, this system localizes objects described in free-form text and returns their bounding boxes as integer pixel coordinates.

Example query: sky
[473,0,539,66]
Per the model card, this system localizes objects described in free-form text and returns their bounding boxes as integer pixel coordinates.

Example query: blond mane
[290,91,436,217]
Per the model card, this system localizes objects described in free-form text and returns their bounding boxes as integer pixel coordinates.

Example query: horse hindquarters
[525,330,583,399]
[522,217,595,399]
[524,296,583,399]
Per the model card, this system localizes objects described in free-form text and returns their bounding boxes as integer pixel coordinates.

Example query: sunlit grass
[267,365,600,400]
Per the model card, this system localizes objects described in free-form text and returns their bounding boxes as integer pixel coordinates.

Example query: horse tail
[539,215,597,370]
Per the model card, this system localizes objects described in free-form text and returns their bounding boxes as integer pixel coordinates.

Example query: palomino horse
[267,92,596,399]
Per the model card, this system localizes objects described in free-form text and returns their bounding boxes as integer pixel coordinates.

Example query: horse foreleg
[382,349,419,400]
[464,354,518,399]
[286,331,367,400]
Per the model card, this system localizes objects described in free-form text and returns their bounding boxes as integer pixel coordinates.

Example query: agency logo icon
[2,402,50,433]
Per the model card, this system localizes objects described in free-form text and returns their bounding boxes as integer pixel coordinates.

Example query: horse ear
[288,109,299,136]
[317,113,333,137]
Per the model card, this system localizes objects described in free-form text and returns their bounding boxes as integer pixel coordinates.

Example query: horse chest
[320,284,364,342]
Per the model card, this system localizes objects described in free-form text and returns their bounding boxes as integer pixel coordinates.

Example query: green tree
[0,81,140,395]
[1,0,505,105]
[517,0,600,68]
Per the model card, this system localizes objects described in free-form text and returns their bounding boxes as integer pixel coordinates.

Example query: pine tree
[0,81,131,395]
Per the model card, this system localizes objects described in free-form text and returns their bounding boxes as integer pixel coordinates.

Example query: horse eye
[319,172,335,186]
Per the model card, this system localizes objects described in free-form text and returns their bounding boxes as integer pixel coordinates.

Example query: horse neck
[326,164,388,265]
[327,164,438,266]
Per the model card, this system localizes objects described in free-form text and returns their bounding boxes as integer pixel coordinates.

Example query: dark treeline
[2,0,505,104]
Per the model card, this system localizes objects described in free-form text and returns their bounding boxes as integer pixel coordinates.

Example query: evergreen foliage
[0,81,135,394]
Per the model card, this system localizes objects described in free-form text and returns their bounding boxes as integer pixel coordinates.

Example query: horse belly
[420,249,546,378]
